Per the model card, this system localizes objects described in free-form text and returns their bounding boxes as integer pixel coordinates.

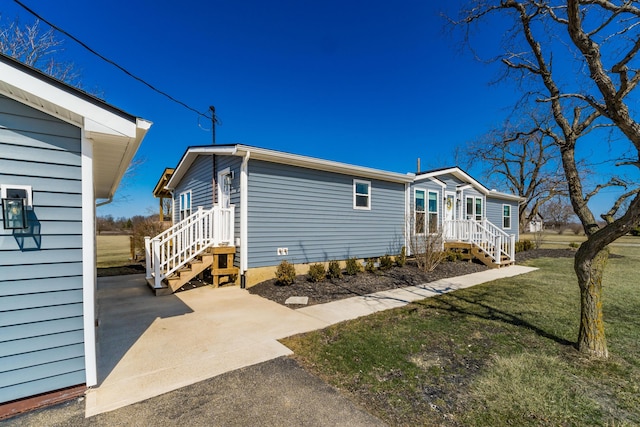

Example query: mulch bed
[249,248,580,307]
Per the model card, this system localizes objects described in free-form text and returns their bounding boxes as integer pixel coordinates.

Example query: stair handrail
[444,219,515,265]
[145,205,235,288]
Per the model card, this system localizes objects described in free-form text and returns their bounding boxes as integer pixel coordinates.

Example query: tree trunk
[574,246,609,358]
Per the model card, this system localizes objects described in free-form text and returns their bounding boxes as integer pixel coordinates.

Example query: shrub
[409,229,446,272]
[364,258,377,273]
[396,246,407,267]
[307,263,326,282]
[379,254,394,271]
[569,242,579,249]
[630,226,640,236]
[515,239,534,253]
[327,260,342,279]
[345,257,362,275]
[275,260,296,285]
[445,249,462,262]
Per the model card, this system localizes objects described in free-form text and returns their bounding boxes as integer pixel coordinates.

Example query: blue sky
[4,1,616,219]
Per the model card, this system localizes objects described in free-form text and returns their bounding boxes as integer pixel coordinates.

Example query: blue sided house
[146,144,523,294]
[0,53,150,414]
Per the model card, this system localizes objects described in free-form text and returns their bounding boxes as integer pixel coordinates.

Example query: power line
[12,0,212,120]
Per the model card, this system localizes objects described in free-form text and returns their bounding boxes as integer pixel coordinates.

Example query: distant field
[520,231,640,249]
[97,234,132,268]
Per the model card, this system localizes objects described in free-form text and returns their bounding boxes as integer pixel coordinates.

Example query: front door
[444,191,456,239]
[217,169,232,208]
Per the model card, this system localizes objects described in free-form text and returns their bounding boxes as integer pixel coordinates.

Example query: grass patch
[282,249,640,426]
[97,234,132,268]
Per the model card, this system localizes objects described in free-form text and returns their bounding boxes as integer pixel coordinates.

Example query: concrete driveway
[88,275,330,417]
[89,266,536,417]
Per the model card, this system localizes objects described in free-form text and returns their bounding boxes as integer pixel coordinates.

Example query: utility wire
[12,0,212,119]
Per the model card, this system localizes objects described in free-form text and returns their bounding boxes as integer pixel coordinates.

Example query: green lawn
[96,234,132,268]
[282,248,640,426]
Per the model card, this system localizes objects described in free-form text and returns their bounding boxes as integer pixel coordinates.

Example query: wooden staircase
[444,241,514,269]
[154,246,239,296]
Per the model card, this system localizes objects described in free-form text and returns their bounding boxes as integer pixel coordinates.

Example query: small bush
[345,257,362,275]
[275,260,296,285]
[307,263,326,282]
[515,239,534,253]
[327,260,342,279]
[364,258,377,273]
[445,249,462,262]
[569,242,579,249]
[630,226,640,236]
[396,246,407,267]
[379,254,394,271]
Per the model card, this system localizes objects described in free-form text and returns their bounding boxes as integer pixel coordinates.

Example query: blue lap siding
[246,159,406,267]
[0,95,85,403]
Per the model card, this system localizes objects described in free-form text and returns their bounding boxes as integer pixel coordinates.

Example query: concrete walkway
[87,265,537,417]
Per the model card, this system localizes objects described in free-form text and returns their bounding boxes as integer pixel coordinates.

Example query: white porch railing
[145,205,235,289]
[444,219,515,265]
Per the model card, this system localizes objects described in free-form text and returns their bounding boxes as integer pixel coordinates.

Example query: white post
[495,235,502,265]
[153,239,161,288]
[510,235,516,261]
[145,236,152,279]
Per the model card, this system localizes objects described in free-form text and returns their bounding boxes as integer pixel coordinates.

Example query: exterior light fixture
[1,186,32,230]
[2,198,27,229]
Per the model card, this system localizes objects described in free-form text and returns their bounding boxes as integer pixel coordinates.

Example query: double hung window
[353,180,371,210]
[179,190,192,220]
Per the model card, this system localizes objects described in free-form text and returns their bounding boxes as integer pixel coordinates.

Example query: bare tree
[0,17,81,86]
[454,1,640,358]
[464,110,566,230]
[540,197,575,231]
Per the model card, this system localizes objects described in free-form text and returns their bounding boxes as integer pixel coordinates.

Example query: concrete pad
[87,277,329,417]
[87,265,537,417]
[285,296,309,305]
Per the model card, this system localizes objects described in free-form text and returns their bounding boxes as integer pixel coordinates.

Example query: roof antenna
[417,157,421,173]
[210,106,216,145]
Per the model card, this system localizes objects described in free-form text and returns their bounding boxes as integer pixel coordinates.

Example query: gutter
[96,196,113,207]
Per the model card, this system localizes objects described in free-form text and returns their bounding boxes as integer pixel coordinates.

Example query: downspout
[404,182,411,256]
[240,150,250,288]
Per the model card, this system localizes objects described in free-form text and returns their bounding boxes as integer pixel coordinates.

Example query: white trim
[166,145,414,190]
[502,203,512,230]
[353,179,371,210]
[240,151,250,275]
[81,133,97,388]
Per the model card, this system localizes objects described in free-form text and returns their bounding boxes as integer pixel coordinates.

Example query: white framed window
[466,196,483,221]
[428,191,438,233]
[353,179,371,210]
[503,204,512,229]
[415,189,426,234]
[179,190,192,220]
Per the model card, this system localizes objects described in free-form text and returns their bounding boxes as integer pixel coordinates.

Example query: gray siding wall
[486,196,519,239]
[0,95,85,403]
[247,160,405,268]
[173,155,214,223]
